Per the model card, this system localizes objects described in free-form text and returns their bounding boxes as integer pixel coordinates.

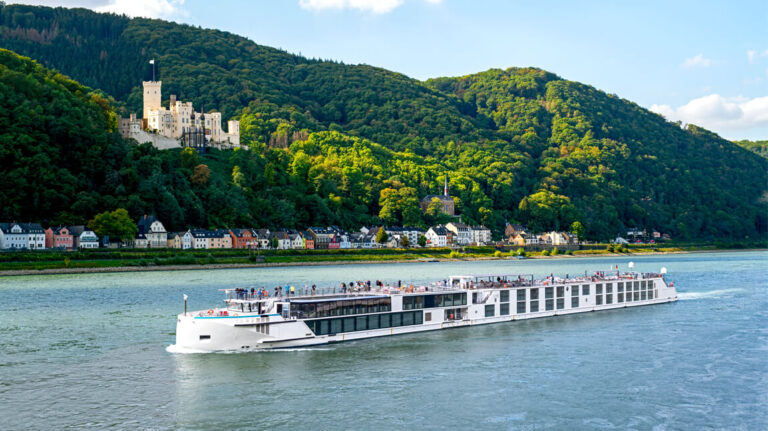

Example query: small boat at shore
[172,267,677,352]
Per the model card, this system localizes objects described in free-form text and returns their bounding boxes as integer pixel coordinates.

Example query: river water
[1,251,766,430]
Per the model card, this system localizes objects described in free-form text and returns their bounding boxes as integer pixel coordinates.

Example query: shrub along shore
[0,242,764,276]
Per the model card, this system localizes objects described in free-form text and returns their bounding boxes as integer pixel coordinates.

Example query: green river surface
[1,251,766,430]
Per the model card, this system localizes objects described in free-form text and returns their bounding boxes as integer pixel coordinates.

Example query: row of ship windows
[402,293,467,310]
[494,280,656,303]
[291,298,392,319]
[306,311,424,335]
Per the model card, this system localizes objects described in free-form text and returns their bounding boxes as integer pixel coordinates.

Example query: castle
[420,176,455,216]
[118,80,240,148]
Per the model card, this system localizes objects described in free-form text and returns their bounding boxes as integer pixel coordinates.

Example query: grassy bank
[0,241,764,274]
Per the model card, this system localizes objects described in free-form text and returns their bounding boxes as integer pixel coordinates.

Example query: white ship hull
[173,274,677,352]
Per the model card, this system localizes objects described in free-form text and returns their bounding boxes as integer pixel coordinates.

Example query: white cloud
[650,94,768,133]
[9,0,187,19]
[298,0,442,14]
[682,53,712,68]
[748,49,756,63]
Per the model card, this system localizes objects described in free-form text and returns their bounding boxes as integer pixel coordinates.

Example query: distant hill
[733,140,768,159]
[1,4,766,240]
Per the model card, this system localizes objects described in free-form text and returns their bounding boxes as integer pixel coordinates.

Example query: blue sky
[14,0,768,139]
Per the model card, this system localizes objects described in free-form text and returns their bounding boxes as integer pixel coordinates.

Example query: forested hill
[1,4,766,240]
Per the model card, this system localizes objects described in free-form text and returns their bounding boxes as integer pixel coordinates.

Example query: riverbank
[0,247,763,277]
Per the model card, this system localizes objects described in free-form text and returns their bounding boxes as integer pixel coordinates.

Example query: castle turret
[142,80,162,120]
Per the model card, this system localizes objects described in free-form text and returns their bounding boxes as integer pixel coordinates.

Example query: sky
[10,0,768,140]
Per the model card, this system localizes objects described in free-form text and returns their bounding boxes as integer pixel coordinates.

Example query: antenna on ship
[183,293,188,316]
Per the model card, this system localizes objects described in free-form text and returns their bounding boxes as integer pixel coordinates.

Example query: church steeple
[444,175,449,197]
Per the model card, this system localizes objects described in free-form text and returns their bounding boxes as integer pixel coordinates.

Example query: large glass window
[485,304,495,317]
[618,292,624,302]
[391,313,402,327]
[343,317,355,332]
[571,295,579,308]
[556,298,564,309]
[517,289,526,301]
[368,314,380,330]
[414,311,423,325]
[356,316,367,331]
[330,318,342,334]
[517,300,526,314]
[557,286,564,298]
[380,313,391,328]
[402,312,414,326]
[500,290,510,303]
[545,287,554,299]
[545,299,554,311]
[530,288,539,312]
[582,285,590,295]
[500,303,510,315]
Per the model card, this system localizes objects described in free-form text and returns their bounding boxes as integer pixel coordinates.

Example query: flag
[183,294,188,301]
[149,59,155,64]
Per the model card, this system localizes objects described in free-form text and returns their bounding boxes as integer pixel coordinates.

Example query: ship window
[199,335,211,340]
[380,313,391,328]
[402,312,414,326]
[647,281,654,290]
[571,286,579,297]
[606,292,613,304]
[391,313,402,327]
[641,280,647,289]
[425,312,432,322]
[517,300,526,314]
[320,319,330,335]
[500,303,510,315]
[356,316,367,331]
[556,298,564,309]
[342,302,354,316]
[530,288,539,300]
[634,281,640,290]
[582,285,590,295]
[596,295,603,305]
[596,284,603,295]
[545,299,554,311]
[634,292,640,301]
[641,291,647,300]
[355,300,366,315]
[517,289,526,301]
[367,314,380,329]
[455,293,465,306]
[571,296,579,308]
[530,298,539,313]
[343,317,355,332]
[500,290,510,302]
[649,290,655,299]
[618,293,624,302]
[618,282,624,292]
[414,311,423,325]
[556,286,564,297]
[330,318,342,334]
[485,304,495,317]
[545,287,554,299]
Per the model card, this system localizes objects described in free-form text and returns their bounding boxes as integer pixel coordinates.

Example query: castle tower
[142,80,162,120]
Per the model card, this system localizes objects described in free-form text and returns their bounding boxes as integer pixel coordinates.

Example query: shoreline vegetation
[0,243,764,277]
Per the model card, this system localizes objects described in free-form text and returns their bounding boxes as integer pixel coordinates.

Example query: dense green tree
[87,208,137,242]
[375,227,388,244]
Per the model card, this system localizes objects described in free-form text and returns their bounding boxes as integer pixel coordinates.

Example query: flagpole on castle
[150,59,155,81]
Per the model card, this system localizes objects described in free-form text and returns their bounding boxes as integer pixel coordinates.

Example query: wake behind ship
[172,268,677,352]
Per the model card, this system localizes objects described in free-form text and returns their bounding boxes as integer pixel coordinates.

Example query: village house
[301,230,315,249]
[504,223,528,238]
[190,229,214,249]
[137,215,167,248]
[509,233,528,247]
[469,225,492,245]
[45,226,74,249]
[168,231,192,249]
[254,229,270,249]
[229,228,258,249]
[68,226,99,249]
[0,223,46,249]
[446,222,471,245]
[289,232,304,249]
[269,231,291,250]
[425,225,451,247]
[308,227,334,249]
[133,232,149,248]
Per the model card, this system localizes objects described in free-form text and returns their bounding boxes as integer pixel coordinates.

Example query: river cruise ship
[173,269,677,352]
